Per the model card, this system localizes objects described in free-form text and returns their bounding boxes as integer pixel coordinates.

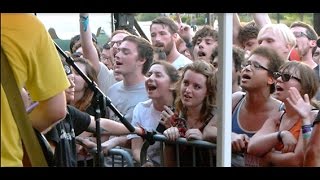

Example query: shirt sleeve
[67,105,91,136]
[44,126,60,145]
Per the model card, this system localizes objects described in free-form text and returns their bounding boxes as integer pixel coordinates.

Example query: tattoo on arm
[86,126,109,135]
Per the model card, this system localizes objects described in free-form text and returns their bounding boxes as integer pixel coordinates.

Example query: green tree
[136,13,161,21]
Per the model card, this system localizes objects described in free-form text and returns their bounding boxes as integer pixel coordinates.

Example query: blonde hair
[258,24,296,60]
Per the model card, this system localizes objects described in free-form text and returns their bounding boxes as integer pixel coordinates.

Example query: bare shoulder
[262,110,283,131]
[232,91,246,109]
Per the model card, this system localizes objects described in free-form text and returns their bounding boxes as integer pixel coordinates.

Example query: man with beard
[290,21,318,69]
[150,16,192,70]
[290,22,319,101]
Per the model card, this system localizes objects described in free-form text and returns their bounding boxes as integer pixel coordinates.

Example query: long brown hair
[175,61,217,123]
[72,57,98,111]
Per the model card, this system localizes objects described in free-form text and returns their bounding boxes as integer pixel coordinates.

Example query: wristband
[80,15,89,32]
[80,15,88,20]
[303,131,312,139]
[302,124,313,134]
[277,131,282,143]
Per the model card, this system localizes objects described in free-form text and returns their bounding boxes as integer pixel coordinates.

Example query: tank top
[232,95,255,137]
[274,112,301,151]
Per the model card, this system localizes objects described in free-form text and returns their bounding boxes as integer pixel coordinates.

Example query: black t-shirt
[45,105,91,167]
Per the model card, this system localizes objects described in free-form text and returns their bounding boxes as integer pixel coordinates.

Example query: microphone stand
[54,41,135,167]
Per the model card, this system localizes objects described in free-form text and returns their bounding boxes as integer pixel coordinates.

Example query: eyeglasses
[273,72,301,82]
[293,31,312,40]
[109,40,123,47]
[242,61,273,74]
[72,52,83,58]
[63,64,72,75]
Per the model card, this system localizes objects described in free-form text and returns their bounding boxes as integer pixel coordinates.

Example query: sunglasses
[273,72,301,82]
[108,40,123,47]
[293,31,313,40]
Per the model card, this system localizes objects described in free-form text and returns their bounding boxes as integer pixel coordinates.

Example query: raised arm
[251,13,271,29]
[79,13,100,74]
[233,13,242,47]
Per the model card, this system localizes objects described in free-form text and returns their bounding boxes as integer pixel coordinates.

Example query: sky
[36,13,152,41]
[36,13,113,40]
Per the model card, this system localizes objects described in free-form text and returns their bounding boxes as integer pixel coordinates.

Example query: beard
[164,40,174,56]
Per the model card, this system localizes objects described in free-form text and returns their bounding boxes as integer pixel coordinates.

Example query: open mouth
[147,84,157,91]
[242,74,251,79]
[115,61,123,65]
[154,43,164,48]
[183,93,191,99]
[275,85,284,91]
[197,51,206,57]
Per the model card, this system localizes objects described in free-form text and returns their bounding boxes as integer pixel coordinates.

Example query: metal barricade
[140,134,216,167]
[83,147,134,167]
[106,147,134,167]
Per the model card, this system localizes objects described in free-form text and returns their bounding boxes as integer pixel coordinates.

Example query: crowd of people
[1,13,320,167]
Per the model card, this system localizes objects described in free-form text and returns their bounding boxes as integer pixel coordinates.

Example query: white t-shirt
[171,54,192,70]
[127,99,161,166]
[97,62,117,96]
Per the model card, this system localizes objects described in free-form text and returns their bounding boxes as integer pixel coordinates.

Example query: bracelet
[302,124,313,134]
[303,131,312,139]
[277,131,282,143]
[80,15,88,20]
[80,15,89,32]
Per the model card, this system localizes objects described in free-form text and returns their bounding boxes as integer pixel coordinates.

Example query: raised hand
[159,105,175,129]
[286,87,311,121]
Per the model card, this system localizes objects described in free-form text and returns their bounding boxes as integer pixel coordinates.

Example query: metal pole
[216,13,232,167]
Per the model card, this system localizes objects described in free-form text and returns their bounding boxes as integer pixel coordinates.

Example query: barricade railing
[107,147,134,167]
[140,134,216,167]
[82,146,134,167]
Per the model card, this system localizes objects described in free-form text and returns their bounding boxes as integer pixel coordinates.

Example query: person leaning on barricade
[161,61,218,167]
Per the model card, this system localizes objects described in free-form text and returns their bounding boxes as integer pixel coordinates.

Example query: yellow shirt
[1,13,70,166]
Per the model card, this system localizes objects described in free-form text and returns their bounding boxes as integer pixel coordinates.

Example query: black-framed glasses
[242,61,273,74]
[293,31,312,40]
[273,72,301,82]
